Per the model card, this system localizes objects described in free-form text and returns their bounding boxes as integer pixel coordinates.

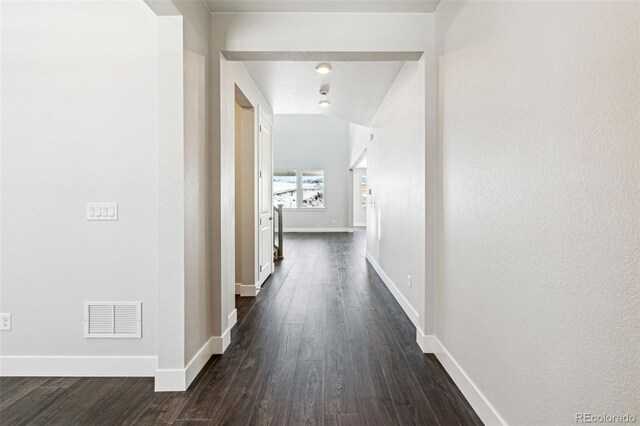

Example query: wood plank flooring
[0,231,482,425]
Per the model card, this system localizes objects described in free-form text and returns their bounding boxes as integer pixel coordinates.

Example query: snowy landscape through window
[273,170,325,209]
[302,170,324,208]
[273,170,297,208]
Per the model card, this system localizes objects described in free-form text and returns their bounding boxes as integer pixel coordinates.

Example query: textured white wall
[273,115,350,230]
[212,13,430,53]
[1,1,159,356]
[348,123,370,168]
[179,0,212,365]
[437,1,640,424]
[367,62,426,325]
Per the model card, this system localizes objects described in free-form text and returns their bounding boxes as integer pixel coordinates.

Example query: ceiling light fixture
[315,63,332,74]
[319,99,331,107]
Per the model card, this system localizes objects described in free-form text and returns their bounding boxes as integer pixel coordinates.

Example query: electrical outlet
[1,313,12,331]
[407,275,412,288]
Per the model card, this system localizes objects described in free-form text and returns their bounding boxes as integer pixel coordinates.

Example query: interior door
[257,115,273,286]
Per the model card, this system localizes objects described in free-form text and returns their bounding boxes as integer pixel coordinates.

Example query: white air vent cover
[84,302,141,338]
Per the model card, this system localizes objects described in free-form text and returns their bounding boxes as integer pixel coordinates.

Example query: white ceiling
[242,61,405,125]
[204,0,440,13]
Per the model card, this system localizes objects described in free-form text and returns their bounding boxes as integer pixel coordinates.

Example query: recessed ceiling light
[315,63,332,74]
[319,99,331,107]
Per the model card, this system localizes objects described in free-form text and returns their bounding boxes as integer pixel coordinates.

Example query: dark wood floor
[0,232,481,425]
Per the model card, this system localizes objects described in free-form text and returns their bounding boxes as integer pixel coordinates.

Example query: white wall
[1,0,214,389]
[352,168,367,227]
[273,115,350,230]
[212,13,430,54]
[436,1,640,424]
[348,122,370,168]
[1,0,159,360]
[366,62,425,327]
[178,0,212,369]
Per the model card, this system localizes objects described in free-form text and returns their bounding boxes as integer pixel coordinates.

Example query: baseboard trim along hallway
[365,251,420,326]
[0,233,482,423]
[429,337,507,426]
[0,355,157,377]
[156,310,237,391]
[239,283,260,296]
[284,227,355,233]
[367,250,505,425]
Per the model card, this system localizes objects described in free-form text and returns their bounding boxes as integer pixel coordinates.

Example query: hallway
[0,232,481,425]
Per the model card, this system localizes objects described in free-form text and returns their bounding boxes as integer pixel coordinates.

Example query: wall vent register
[84,302,141,338]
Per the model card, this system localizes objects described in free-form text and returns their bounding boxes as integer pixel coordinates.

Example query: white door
[258,115,273,285]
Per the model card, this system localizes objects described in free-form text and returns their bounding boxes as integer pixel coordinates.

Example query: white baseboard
[416,327,439,353]
[365,251,419,327]
[423,337,507,426]
[154,368,188,392]
[284,227,355,233]
[212,324,232,355]
[235,283,241,295]
[228,309,237,329]
[365,252,503,425]
[155,322,234,392]
[239,283,259,297]
[0,355,157,377]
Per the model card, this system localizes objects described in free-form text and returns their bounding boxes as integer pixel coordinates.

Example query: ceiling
[242,61,405,125]
[204,0,440,13]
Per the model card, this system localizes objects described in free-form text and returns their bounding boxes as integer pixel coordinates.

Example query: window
[273,169,326,209]
[301,170,325,209]
[360,175,368,207]
[273,170,297,209]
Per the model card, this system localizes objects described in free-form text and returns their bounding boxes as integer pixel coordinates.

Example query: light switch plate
[87,203,118,221]
[1,313,11,331]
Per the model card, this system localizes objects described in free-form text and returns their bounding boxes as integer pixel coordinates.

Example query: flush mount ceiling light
[315,63,332,74]
[319,99,331,107]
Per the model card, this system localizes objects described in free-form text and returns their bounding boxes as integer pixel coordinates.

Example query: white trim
[365,251,419,326]
[415,326,439,353]
[184,337,214,389]
[228,309,238,329]
[155,368,187,391]
[212,324,232,354]
[353,222,366,227]
[422,337,507,426]
[0,355,157,377]
[284,227,355,233]
[239,283,260,297]
[235,283,242,295]
[155,324,234,392]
